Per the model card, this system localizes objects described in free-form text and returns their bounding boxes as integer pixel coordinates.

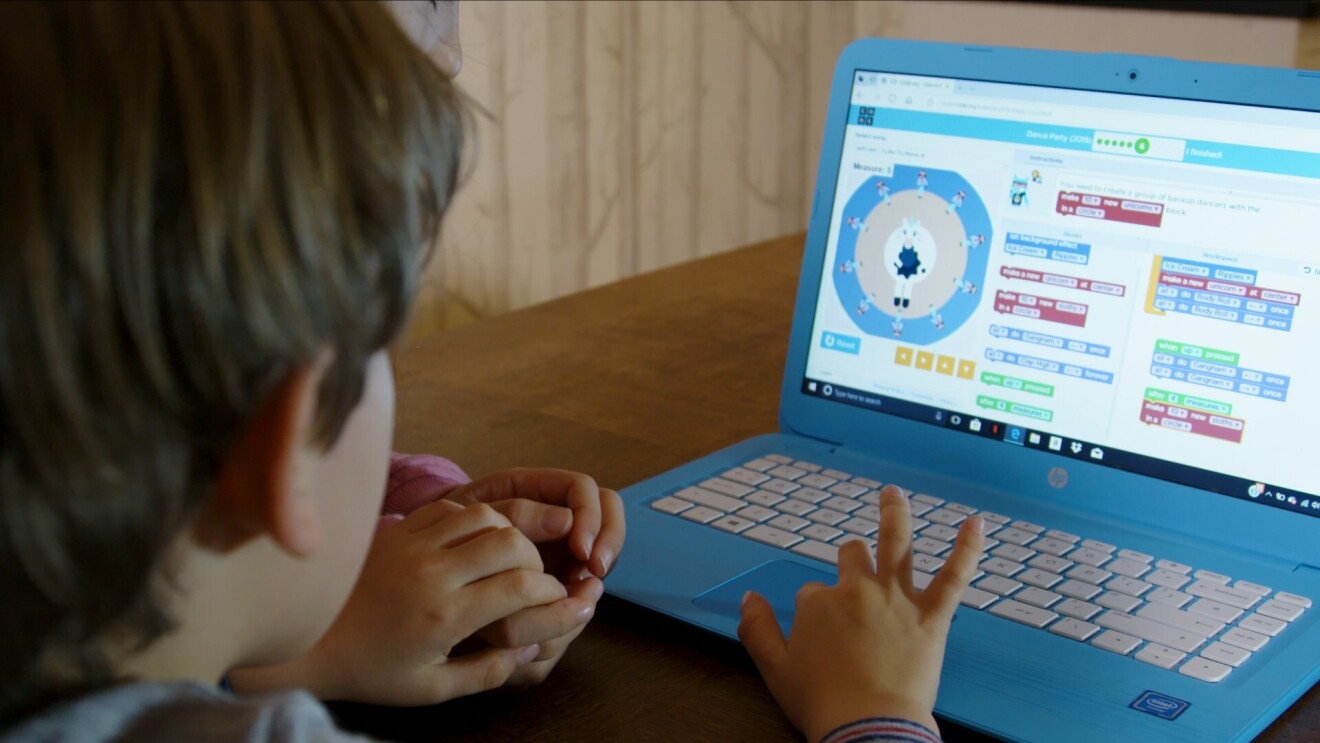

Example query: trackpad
[692,560,834,636]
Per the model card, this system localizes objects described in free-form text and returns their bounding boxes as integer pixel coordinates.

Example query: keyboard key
[1180,657,1231,683]
[833,534,874,549]
[1239,613,1287,637]
[790,487,832,504]
[1080,539,1115,553]
[807,508,848,526]
[1117,548,1152,563]
[990,599,1056,628]
[1095,591,1141,614]
[1135,643,1186,670]
[680,506,722,524]
[768,514,810,533]
[777,498,817,518]
[921,524,960,542]
[798,474,837,490]
[1016,587,1062,608]
[1091,630,1140,656]
[980,511,1011,525]
[1050,617,1099,641]
[1220,627,1268,652]
[992,544,1036,563]
[907,501,934,517]
[762,478,801,495]
[767,465,807,481]
[1044,529,1079,543]
[821,496,862,514]
[946,502,978,515]
[960,586,999,610]
[791,539,838,565]
[982,557,1025,578]
[851,476,883,489]
[1105,576,1152,598]
[1276,592,1313,609]
[651,496,692,514]
[912,570,934,591]
[1187,598,1243,624]
[912,493,944,506]
[977,575,1023,596]
[996,528,1037,546]
[1012,520,1045,534]
[926,508,967,526]
[744,525,802,549]
[742,458,778,472]
[1095,612,1207,653]
[1201,642,1249,668]
[712,515,755,534]
[737,505,777,523]
[1056,598,1101,620]
[765,454,794,464]
[1233,581,1271,597]
[1194,569,1231,584]
[1028,554,1073,573]
[791,460,823,473]
[1032,537,1074,556]
[1146,587,1192,608]
[1057,580,1102,601]
[821,468,851,480]
[1106,558,1151,579]
[1155,559,1191,575]
[745,490,786,507]
[853,504,881,522]
[913,553,946,573]
[1066,565,1112,585]
[1135,602,1225,636]
[1257,599,1304,622]
[840,517,878,536]
[1186,581,1262,610]
[677,486,743,513]
[1019,568,1063,589]
[1068,547,1111,567]
[828,482,868,498]
[800,523,842,542]
[913,537,952,556]
[1145,569,1190,590]
[722,467,770,486]
[699,478,753,498]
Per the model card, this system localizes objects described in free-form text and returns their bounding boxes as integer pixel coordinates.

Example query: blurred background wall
[410,0,1320,338]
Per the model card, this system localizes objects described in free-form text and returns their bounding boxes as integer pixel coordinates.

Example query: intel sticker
[1131,690,1190,721]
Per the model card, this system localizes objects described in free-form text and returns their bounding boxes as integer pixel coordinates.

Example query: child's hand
[230,500,567,705]
[738,486,985,741]
[441,468,625,685]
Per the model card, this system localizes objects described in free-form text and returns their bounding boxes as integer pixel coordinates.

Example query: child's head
[0,0,467,719]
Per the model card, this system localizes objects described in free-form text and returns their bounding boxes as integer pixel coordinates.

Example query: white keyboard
[650,453,1312,684]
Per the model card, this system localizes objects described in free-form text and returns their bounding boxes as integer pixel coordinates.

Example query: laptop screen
[802,69,1319,518]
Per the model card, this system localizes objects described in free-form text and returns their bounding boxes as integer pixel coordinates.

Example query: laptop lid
[777,40,1320,565]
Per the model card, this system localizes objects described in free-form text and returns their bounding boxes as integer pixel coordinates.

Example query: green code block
[1143,387,1232,415]
[977,395,1054,422]
[981,371,1054,397]
[1155,339,1240,366]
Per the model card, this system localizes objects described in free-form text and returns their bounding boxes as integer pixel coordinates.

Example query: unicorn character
[884,217,936,309]
[1010,175,1029,207]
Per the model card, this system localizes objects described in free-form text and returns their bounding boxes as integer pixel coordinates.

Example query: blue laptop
[607,39,1319,742]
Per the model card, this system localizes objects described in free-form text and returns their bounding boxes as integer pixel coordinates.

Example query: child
[0,2,983,742]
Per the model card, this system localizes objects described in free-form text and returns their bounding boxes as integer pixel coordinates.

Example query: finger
[737,591,786,682]
[836,537,876,581]
[588,488,625,577]
[487,498,574,543]
[424,644,541,701]
[451,569,569,639]
[399,496,469,534]
[412,503,512,551]
[451,469,603,563]
[923,516,986,620]
[796,580,828,603]
[874,486,913,584]
[445,524,546,583]
[474,580,598,648]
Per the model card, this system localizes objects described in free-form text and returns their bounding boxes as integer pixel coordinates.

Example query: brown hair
[0,0,468,720]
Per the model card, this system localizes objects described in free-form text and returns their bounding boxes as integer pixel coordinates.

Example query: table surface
[334,233,1318,742]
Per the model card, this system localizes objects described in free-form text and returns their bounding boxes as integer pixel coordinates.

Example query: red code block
[1057,191,1164,227]
[994,290,1089,328]
[1000,266,1126,297]
[1141,400,1244,443]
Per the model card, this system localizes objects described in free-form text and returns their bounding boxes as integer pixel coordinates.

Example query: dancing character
[916,170,928,198]
[960,234,985,250]
[945,190,966,214]
[884,217,936,310]
[876,180,892,205]
[1010,175,1029,207]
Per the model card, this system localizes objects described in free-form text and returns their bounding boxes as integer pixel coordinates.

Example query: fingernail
[597,548,614,575]
[741,591,752,608]
[575,603,595,623]
[517,644,540,664]
[973,516,986,534]
[541,507,572,535]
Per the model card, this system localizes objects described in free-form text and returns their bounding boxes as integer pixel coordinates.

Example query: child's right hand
[738,486,985,741]
[230,500,565,705]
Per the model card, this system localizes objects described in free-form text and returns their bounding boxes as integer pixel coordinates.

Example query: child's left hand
[441,468,625,685]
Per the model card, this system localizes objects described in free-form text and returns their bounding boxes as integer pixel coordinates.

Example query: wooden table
[334,233,1318,742]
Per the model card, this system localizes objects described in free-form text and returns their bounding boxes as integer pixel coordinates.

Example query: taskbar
[801,377,1319,520]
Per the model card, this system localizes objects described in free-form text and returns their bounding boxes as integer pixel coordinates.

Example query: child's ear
[195,351,334,557]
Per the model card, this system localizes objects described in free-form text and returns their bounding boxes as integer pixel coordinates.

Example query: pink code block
[994,290,1089,328]
[1057,191,1164,227]
[1141,400,1244,443]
